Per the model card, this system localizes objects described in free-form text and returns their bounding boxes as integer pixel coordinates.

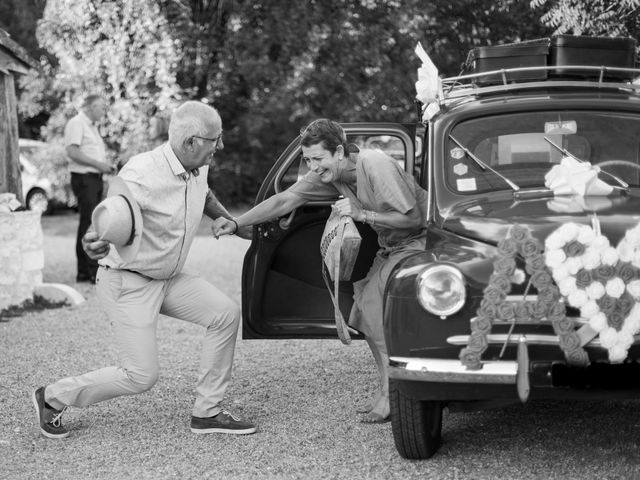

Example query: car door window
[276,133,409,192]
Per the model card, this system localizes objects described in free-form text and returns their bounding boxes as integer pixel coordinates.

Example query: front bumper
[389,336,532,402]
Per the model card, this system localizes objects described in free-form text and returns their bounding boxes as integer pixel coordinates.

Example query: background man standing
[64,94,115,283]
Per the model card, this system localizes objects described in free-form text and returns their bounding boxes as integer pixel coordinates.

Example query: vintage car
[242,36,640,459]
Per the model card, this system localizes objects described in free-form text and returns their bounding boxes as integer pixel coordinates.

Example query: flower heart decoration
[545,220,640,363]
[460,225,588,371]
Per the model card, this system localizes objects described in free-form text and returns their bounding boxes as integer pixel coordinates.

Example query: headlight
[416,265,466,317]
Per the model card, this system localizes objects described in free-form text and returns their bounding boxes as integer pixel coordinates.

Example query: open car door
[242,122,420,339]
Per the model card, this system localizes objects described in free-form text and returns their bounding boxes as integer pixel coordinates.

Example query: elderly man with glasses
[33,101,256,439]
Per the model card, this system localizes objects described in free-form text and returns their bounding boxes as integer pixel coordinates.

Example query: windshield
[446,111,640,194]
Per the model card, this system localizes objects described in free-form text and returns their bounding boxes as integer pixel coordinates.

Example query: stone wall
[0,211,43,311]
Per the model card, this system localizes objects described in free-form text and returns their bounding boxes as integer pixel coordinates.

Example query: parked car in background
[19,138,76,214]
[241,35,640,460]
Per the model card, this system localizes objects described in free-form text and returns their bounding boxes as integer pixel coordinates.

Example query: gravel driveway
[2,212,640,479]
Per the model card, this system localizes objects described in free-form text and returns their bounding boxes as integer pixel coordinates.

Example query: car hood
[442,194,640,247]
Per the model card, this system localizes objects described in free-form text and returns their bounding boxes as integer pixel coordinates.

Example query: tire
[26,188,50,214]
[389,379,443,459]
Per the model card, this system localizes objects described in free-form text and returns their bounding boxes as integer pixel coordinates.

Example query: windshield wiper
[544,136,629,190]
[449,134,520,192]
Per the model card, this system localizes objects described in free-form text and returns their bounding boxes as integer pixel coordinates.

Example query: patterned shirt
[99,143,209,279]
[64,111,106,174]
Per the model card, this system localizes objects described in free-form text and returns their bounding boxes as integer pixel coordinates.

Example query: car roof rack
[439,65,640,105]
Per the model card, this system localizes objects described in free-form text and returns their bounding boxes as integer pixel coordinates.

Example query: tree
[531,0,640,37]
[18,0,553,204]
[19,0,181,159]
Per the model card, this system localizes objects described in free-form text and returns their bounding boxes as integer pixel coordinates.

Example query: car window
[446,111,640,194]
[278,133,409,191]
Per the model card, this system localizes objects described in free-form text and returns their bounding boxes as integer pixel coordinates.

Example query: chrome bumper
[389,337,531,402]
[389,357,518,384]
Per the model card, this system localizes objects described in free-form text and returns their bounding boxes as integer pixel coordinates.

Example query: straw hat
[91,177,142,262]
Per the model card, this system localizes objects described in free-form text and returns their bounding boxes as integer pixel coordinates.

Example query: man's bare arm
[203,189,232,220]
[203,190,253,239]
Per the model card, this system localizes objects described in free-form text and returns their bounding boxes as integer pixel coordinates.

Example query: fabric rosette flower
[558,277,578,297]
[624,304,640,333]
[559,332,581,351]
[616,262,637,283]
[605,277,626,298]
[627,279,640,300]
[471,315,492,334]
[580,299,599,319]
[545,223,580,251]
[601,246,620,266]
[497,301,515,321]
[567,289,588,308]
[585,281,605,300]
[595,264,616,282]
[588,312,608,332]
[608,311,625,331]
[525,253,546,275]
[554,315,575,334]
[575,269,592,289]
[467,331,489,353]
[564,240,586,258]
[510,225,530,243]
[599,327,618,349]
[497,238,518,257]
[531,270,553,290]
[545,249,566,270]
[494,257,516,277]
[488,274,512,294]
[483,285,507,305]
[530,300,549,320]
[565,347,589,366]
[459,347,482,370]
[514,302,530,322]
[521,238,541,258]
[581,248,601,270]
[510,268,526,285]
[547,300,566,322]
[597,295,616,315]
[537,286,560,305]
[477,299,497,319]
[615,292,634,317]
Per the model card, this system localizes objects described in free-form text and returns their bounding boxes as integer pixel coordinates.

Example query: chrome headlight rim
[416,264,466,317]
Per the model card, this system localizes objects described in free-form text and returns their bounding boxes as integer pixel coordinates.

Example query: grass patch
[0,294,68,321]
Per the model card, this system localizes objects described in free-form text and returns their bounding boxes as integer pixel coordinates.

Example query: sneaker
[32,386,69,439]
[190,410,256,435]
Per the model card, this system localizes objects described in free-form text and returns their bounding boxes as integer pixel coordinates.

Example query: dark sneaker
[32,386,69,439]
[191,410,256,435]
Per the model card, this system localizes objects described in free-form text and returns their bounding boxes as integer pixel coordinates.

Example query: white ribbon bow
[414,42,442,121]
[544,157,613,196]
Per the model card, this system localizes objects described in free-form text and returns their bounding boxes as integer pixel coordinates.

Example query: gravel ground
[2,212,640,479]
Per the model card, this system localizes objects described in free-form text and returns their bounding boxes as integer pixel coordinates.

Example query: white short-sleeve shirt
[64,111,106,174]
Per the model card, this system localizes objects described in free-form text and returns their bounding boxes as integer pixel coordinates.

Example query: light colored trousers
[45,266,240,418]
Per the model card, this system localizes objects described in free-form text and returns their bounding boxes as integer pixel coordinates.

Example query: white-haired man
[33,101,256,438]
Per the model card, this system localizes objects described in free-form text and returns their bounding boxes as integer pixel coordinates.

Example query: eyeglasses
[192,133,223,149]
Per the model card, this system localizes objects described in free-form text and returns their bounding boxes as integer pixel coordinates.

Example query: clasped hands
[212,217,252,240]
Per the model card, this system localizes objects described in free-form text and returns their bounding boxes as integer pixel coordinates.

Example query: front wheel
[389,379,443,459]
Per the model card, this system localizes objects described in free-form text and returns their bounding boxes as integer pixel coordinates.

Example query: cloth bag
[319,185,363,345]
